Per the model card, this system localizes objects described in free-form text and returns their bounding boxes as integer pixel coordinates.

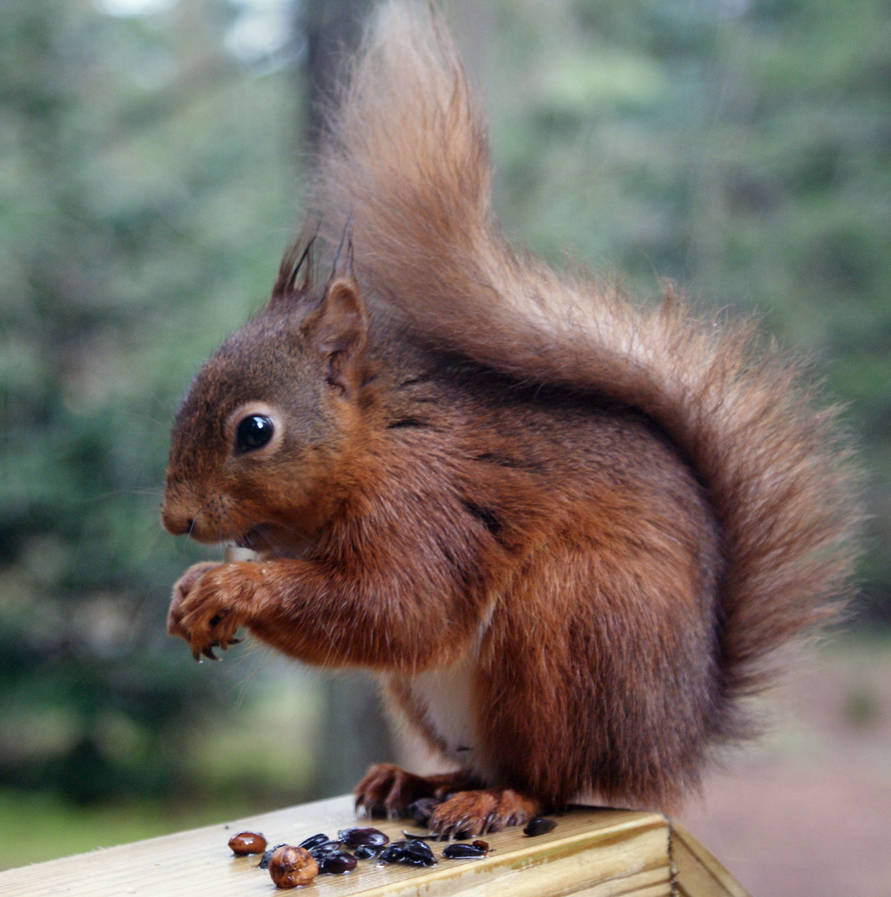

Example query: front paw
[167,561,221,640]
[354,764,445,819]
[167,561,264,660]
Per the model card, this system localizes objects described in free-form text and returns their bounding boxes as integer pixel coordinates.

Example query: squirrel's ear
[303,277,368,395]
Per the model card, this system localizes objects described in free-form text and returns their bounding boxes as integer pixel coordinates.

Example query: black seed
[257,842,287,869]
[379,839,437,867]
[337,827,389,848]
[403,839,437,863]
[443,842,487,859]
[317,851,358,874]
[298,833,330,851]
[352,844,380,860]
[523,817,557,836]
[308,840,345,859]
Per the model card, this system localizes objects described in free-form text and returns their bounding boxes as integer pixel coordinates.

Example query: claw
[455,818,473,839]
[208,609,229,628]
[401,830,436,841]
[202,645,219,661]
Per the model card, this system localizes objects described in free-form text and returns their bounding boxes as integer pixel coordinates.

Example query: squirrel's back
[308,0,861,748]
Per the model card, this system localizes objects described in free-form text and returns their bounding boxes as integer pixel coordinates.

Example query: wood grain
[0,795,747,896]
[670,823,751,897]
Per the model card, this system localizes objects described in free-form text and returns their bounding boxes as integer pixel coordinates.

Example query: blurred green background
[1,0,888,889]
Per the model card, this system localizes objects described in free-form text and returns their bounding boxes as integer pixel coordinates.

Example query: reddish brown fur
[161,2,860,834]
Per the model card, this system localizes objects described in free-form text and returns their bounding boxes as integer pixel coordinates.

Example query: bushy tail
[310,1,860,733]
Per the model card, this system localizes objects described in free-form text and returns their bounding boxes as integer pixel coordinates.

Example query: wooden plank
[670,822,751,897]
[569,865,671,897]
[364,818,672,897]
[0,795,672,897]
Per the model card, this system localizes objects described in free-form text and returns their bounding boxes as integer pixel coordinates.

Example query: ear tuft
[268,228,319,311]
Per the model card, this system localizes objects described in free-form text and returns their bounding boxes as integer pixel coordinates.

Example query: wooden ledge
[0,794,749,896]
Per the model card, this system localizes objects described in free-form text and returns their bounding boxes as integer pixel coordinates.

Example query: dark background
[1,0,888,892]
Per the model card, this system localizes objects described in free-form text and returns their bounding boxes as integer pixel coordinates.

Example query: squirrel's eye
[235,414,275,454]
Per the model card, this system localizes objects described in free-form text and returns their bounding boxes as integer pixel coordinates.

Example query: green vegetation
[1,0,887,868]
[0,791,249,869]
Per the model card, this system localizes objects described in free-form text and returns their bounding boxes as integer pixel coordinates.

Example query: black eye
[235,414,275,454]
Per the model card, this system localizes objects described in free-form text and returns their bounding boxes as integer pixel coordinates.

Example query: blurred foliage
[0,0,310,812]
[0,0,888,848]
[483,0,889,599]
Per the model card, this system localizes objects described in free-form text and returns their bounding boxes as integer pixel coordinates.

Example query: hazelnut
[268,845,319,889]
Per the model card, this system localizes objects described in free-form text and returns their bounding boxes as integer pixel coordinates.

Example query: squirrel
[161,1,860,835]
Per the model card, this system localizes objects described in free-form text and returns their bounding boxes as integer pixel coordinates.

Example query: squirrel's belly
[410,649,477,756]
[401,640,496,778]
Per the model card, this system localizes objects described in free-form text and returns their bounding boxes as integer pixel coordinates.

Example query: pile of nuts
[227,825,486,889]
[228,814,556,889]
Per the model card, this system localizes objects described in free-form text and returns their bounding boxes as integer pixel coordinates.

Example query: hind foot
[427,788,541,838]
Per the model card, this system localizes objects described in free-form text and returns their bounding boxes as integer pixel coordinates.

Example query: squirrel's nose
[160,501,193,536]
[161,513,193,536]
[161,471,199,535]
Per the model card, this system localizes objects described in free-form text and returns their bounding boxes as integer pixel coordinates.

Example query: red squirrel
[161,1,859,835]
